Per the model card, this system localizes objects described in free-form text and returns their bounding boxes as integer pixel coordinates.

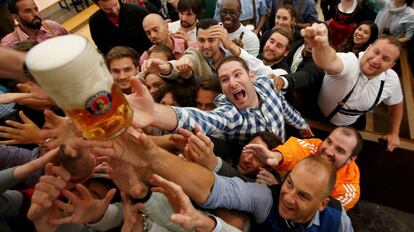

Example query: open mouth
[232,89,246,101]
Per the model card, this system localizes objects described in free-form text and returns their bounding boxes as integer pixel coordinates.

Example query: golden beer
[66,84,132,140]
[25,35,133,140]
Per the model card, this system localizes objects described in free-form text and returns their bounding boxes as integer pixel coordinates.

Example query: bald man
[140,13,188,65]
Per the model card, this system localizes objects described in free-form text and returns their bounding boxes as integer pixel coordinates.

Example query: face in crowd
[109,57,138,94]
[359,39,399,78]
[195,88,219,111]
[237,136,270,175]
[145,73,167,97]
[274,8,295,30]
[13,0,42,29]
[143,14,170,46]
[97,0,120,16]
[217,60,259,110]
[197,27,221,59]
[179,9,197,29]
[262,32,289,65]
[220,0,241,33]
[353,24,372,46]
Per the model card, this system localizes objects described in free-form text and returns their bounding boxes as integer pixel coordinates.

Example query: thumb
[104,188,117,205]
[19,111,34,124]
[129,77,148,96]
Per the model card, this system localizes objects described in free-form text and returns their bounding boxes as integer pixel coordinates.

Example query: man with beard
[1,0,67,48]
[168,0,204,48]
[244,126,362,211]
[89,0,151,55]
[257,27,292,73]
[218,0,260,57]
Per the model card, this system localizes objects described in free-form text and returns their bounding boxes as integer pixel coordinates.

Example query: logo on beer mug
[86,91,112,115]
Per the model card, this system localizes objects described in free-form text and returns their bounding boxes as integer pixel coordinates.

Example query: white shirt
[228,24,260,57]
[290,44,305,73]
[318,52,403,125]
[168,20,197,43]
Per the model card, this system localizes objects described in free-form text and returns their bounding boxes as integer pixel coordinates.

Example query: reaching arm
[0,47,26,81]
[384,101,403,152]
[302,23,344,75]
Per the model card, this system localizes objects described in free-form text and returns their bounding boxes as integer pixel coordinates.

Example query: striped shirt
[173,76,308,142]
[0,20,68,48]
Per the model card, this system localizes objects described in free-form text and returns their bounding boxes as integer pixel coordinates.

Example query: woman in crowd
[375,0,414,43]
[336,21,379,54]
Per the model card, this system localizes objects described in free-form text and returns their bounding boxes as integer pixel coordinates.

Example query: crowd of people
[0,0,413,231]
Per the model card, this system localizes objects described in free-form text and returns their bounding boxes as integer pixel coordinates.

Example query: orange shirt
[272,137,360,210]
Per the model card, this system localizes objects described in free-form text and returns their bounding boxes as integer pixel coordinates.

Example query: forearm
[388,102,403,135]
[150,147,215,204]
[0,47,26,81]
[312,45,343,75]
[255,15,267,33]
[152,104,179,131]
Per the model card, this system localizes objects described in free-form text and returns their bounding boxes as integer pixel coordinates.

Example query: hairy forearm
[388,102,403,135]
[312,45,343,75]
[152,104,179,131]
[150,148,215,204]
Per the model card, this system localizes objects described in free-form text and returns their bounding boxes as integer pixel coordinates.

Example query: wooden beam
[400,49,414,139]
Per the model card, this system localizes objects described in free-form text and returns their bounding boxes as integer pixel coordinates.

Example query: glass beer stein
[25,35,133,140]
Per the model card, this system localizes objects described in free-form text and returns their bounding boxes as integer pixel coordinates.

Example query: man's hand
[17,81,50,100]
[299,125,314,138]
[0,92,32,104]
[120,192,144,232]
[209,25,233,49]
[256,167,278,186]
[176,56,194,78]
[179,125,218,170]
[50,183,116,225]
[243,144,283,168]
[173,28,190,48]
[0,111,43,145]
[301,23,329,49]
[38,110,82,157]
[150,174,217,231]
[383,133,400,152]
[141,58,172,75]
[268,74,285,91]
[126,78,155,128]
[14,147,59,180]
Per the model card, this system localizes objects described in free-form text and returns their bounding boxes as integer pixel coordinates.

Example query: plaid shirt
[174,76,307,142]
[0,20,68,48]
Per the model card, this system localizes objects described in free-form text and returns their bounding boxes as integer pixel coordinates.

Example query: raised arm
[302,23,344,75]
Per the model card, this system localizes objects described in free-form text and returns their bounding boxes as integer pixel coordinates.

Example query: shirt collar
[15,23,48,41]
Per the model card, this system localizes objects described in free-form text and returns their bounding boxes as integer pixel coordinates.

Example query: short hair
[177,0,205,18]
[196,18,219,31]
[375,35,402,59]
[217,56,250,74]
[8,0,24,14]
[248,131,282,149]
[148,45,175,61]
[155,82,198,107]
[269,27,293,50]
[105,46,140,68]
[299,156,337,197]
[199,78,221,93]
[335,126,363,157]
[276,4,296,21]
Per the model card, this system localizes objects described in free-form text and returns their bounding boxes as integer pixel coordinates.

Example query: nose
[244,153,254,163]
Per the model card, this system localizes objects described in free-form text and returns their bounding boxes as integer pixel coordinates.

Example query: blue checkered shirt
[173,76,307,142]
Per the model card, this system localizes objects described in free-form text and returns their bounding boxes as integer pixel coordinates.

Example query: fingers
[4,119,22,129]
[0,125,19,134]
[103,188,117,205]
[19,111,34,124]
[129,77,148,97]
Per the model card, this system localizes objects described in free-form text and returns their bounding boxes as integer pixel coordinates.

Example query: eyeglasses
[221,9,239,17]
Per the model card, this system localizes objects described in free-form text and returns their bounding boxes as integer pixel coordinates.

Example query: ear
[248,71,256,82]
[11,13,20,23]
[346,155,357,165]
[318,197,330,212]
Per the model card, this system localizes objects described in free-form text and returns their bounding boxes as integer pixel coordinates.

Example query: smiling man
[303,23,404,152]
[245,126,363,211]
[1,0,67,48]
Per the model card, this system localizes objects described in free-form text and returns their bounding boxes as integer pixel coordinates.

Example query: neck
[264,57,283,67]
[227,23,241,33]
[182,23,196,32]
[20,25,40,38]
[211,49,224,68]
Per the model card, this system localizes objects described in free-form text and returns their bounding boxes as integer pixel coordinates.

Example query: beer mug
[25,35,133,140]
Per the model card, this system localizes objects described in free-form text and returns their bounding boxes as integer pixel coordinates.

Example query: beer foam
[25,35,114,109]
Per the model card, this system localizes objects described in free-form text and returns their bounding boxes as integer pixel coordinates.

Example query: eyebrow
[288,174,312,200]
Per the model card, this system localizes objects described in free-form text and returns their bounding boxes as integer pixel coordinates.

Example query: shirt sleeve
[86,202,124,231]
[279,92,308,130]
[241,31,260,57]
[326,52,359,81]
[201,173,273,223]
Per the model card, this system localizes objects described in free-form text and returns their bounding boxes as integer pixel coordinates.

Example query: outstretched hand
[301,23,329,49]
[0,111,43,145]
[126,78,155,128]
[243,144,282,168]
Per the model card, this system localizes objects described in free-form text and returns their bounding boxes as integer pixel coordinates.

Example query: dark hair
[155,82,198,107]
[8,0,23,14]
[199,78,221,93]
[336,21,378,53]
[106,46,140,68]
[148,45,175,61]
[196,18,219,31]
[249,131,282,149]
[269,26,293,50]
[336,126,363,157]
[217,56,250,74]
[276,4,296,21]
[177,0,205,18]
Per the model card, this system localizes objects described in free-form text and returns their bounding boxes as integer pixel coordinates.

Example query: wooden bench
[62,4,98,33]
